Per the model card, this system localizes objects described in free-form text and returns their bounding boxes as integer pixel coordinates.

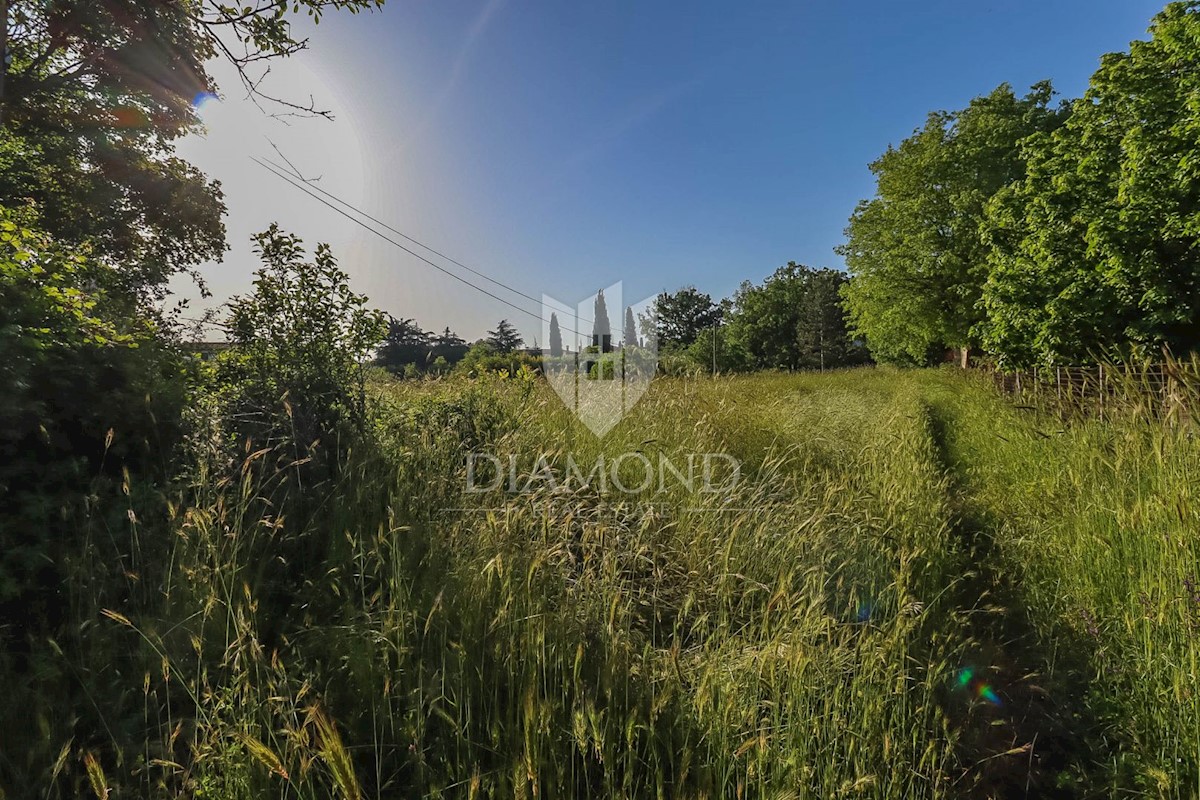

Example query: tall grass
[922,369,1200,796]
[11,368,1200,797]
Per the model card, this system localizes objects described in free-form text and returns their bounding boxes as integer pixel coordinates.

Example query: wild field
[6,368,1200,798]
[9,0,1200,796]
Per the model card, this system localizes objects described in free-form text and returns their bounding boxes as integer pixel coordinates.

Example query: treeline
[382,265,870,378]
[374,317,543,376]
[841,2,1200,369]
[649,268,870,373]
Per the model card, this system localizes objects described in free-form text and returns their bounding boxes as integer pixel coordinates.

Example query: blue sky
[180,0,1167,343]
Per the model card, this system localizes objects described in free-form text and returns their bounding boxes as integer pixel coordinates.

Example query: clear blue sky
[180,0,1167,343]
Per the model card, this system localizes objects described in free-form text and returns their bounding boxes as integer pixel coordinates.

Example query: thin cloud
[548,76,703,184]
[408,0,508,143]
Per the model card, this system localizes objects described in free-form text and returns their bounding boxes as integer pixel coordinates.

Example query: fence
[978,362,1200,424]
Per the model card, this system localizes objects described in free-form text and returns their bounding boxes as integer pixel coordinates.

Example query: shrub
[0,206,186,625]
[453,341,542,376]
[215,225,385,473]
[0,206,195,792]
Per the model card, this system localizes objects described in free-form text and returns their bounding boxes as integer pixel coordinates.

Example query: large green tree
[726,262,864,370]
[375,316,433,372]
[981,2,1200,367]
[839,82,1066,365]
[795,267,861,371]
[0,0,383,300]
[486,319,524,353]
[641,286,722,349]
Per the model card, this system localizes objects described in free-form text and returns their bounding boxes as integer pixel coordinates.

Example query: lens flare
[955,667,1002,706]
[192,92,220,121]
[111,106,150,128]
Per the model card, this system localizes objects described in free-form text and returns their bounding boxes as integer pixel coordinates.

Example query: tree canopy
[980,2,1200,366]
[641,287,722,350]
[486,319,524,353]
[839,82,1066,365]
[726,263,865,371]
[842,3,1200,369]
[0,0,383,301]
[376,317,432,371]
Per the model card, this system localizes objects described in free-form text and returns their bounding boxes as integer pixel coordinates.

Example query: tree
[980,3,1200,367]
[0,0,384,300]
[795,269,861,370]
[684,327,749,374]
[455,341,541,376]
[839,82,1066,365]
[726,264,807,369]
[431,326,469,365]
[375,316,432,373]
[641,287,722,349]
[724,263,865,371]
[486,319,524,353]
[548,313,564,356]
[223,224,386,458]
[592,289,612,350]
[623,306,639,349]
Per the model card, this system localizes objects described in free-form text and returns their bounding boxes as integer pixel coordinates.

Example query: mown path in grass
[720,372,1081,797]
[718,373,1082,797]
[920,392,1095,799]
[909,366,1200,798]
[779,368,1200,798]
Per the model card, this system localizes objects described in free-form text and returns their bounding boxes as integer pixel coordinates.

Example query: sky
[177,0,1168,345]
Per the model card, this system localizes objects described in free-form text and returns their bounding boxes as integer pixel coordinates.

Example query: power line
[262,147,589,325]
[252,156,600,343]
[178,316,231,329]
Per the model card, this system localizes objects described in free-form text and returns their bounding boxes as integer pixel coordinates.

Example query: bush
[215,225,385,473]
[656,348,703,377]
[0,206,188,625]
[0,206,198,793]
[453,341,542,376]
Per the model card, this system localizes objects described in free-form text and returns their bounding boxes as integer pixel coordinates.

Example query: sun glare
[191,91,220,122]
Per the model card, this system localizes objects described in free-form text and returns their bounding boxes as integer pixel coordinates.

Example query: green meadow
[7,2,1200,797]
[13,368,1199,798]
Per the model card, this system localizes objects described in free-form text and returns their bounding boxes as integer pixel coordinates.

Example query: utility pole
[819,323,825,372]
[711,324,716,376]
